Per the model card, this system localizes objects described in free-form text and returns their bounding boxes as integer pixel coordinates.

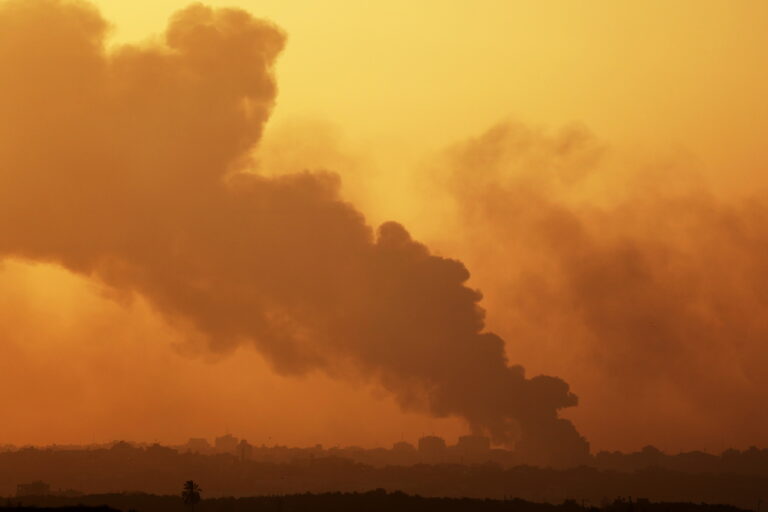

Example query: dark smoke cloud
[0,1,587,465]
[434,122,768,451]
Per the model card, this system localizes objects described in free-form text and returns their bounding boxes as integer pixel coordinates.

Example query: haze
[1,0,767,457]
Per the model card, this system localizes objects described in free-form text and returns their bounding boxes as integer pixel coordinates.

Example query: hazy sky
[98,0,768,189]
[1,0,768,454]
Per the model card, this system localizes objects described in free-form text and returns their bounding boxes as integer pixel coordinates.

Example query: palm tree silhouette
[181,480,202,512]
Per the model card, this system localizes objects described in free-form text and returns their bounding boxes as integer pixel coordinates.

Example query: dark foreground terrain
[0,443,768,512]
[1,491,753,512]
[3,446,768,509]
[0,508,116,512]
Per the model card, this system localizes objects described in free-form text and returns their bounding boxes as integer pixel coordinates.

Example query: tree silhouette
[181,480,201,512]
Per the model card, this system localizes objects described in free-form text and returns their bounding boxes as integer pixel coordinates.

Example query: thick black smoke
[0,0,588,466]
[432,121,768,451]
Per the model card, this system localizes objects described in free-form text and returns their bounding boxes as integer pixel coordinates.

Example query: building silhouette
[184,438,212,454]
[418,436,447,462]
[16,481,50,497]
[215,434,239,454]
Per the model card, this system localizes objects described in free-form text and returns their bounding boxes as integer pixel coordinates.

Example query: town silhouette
[2,0,767,511]
[2,437,767,511]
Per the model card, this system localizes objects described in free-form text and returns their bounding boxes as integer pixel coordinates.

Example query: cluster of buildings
[15,481,82,498]
[178,434,500,466]
[184,434,253,461]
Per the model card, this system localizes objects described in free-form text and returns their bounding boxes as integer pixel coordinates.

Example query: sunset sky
[1,0,768,455]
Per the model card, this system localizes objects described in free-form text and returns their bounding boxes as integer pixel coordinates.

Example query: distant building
[110,440,136,452]
[418,436,447,462]
[456,435,492,462]
[146,443,178,457]
[237,439,253,461]
[457,435,491,452]
[16,481,50,497]
[215,434,239,454]
[185,438,212,454]
[392,441,416,452]
[418,435,446,452]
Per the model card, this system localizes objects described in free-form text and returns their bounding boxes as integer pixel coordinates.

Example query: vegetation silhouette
[2,443,767,509]
[0,507,117,512]
[182,481,202,512]
[1,491,754,512]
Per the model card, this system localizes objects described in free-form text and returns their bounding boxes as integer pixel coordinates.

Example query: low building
[237,439,253,461]
[418,435,447,462]
[392,441,416,452]
[16,481,50,497]
[456,435,492,463]
[215,434,239,454]
[456,435,491,452]
[184,438,212,454]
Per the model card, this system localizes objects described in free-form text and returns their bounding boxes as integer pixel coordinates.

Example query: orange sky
[1,0,768,454]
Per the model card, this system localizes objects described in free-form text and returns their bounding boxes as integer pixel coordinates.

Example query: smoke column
[0,0,588,465]
[431,122,768,451]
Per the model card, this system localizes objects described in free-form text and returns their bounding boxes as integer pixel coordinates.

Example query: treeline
[1,448,767,510]
[3,442,768,476]
[593,446,768,476]
[0,508,116,512]
[3,491,753,512]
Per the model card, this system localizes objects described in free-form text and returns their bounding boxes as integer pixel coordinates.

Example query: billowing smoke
[0,1,588,466]
[432,122,768,451]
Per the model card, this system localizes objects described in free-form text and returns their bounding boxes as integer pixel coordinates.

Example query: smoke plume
[0,1,588,465]
[431,122,768,451]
